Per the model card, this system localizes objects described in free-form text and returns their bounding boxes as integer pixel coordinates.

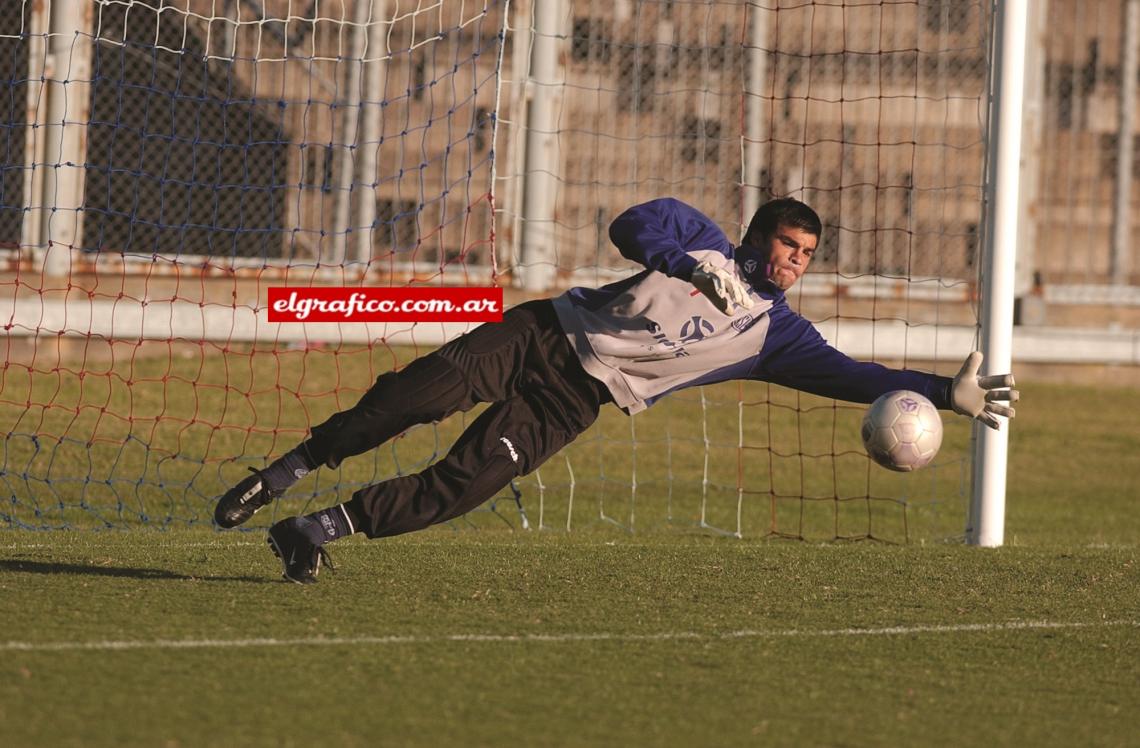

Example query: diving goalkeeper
[214,197,1019,584]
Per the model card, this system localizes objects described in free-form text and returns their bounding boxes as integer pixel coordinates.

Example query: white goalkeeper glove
[951,351,1019,430]
[691,261,755,315]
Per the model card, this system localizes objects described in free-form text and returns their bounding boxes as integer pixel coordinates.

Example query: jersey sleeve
[607,198,733,281]
[753,310,953,409]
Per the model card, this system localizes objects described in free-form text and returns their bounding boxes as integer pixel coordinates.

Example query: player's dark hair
[743,198,822,247]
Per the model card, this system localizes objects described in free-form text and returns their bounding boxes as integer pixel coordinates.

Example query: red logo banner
[268,287,504,323]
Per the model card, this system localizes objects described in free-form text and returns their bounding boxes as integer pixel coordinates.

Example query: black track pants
[302,300,611,538]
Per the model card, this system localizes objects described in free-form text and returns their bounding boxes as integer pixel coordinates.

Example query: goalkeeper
[214,197,1019,584]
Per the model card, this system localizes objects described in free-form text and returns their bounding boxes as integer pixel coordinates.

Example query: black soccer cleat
[266,517,335,585]
[213,467,284,529]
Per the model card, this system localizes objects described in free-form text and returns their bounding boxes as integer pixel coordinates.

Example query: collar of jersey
[733,243,787,303]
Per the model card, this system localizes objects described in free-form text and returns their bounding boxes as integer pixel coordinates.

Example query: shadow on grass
[0,558,270,583]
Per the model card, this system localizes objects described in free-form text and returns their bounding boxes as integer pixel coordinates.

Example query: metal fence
[1022,0,1140,334]
[1,1,1138,315]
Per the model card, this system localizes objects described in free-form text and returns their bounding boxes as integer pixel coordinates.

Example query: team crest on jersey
[731,314,754,332]
[679,315,715,343]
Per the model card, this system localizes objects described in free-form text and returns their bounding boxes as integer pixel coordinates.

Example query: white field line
[2,620,1135,653]
[1,541,267,550]
[4,541,1136,551]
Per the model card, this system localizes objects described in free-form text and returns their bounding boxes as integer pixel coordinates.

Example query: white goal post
[970,0,1029,547]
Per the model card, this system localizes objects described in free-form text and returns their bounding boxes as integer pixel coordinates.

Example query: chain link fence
[0,1,1137,303]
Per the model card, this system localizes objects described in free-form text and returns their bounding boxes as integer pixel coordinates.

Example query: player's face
[762,224,818,290]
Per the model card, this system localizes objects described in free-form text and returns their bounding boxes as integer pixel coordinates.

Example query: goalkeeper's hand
[691,261,755,315]
[951,351,1019,430]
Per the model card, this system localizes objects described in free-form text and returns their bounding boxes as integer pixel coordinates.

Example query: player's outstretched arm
[607,198,731,279]
[951,351,1019,430]
[691,261,755,315]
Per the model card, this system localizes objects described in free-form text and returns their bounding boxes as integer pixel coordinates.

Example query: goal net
[1,0,991,541]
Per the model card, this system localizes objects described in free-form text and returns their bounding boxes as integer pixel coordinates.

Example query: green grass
[2,352,1140,745]
[0,532,1137,747]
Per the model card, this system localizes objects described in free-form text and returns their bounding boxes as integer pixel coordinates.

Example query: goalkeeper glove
[691,261,755,315]
[951,351,1019,430]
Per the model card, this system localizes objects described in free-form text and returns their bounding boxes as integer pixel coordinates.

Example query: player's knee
[437,454,519,523]
[364,354,467,414]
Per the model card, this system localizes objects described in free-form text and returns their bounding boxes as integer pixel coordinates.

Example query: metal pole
[39,0,93,276]
[743,2,771,236]
[1112,0,1140,285]
[21,0,49,255]
[354,0,390,265]
[502,0,533,278]
[330,0,370,268]
[1014,3,1046,306]
[518,0,563,292]
[968,0,1029,547]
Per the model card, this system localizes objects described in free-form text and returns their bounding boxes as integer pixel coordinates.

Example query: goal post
[970,0,1029,548]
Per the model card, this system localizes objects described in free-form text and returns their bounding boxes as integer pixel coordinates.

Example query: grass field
[2,374,1139,746]
[1,534,1137,747]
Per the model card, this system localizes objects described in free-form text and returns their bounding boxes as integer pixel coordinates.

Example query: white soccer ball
[861,390,943,472]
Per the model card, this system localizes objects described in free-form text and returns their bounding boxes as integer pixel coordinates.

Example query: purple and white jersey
[551,198,952,415]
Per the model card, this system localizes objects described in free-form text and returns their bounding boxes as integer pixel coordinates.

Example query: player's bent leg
[215,349,477,528]
[214,305,552,530]
[300,301,560,470]
[346,454,520,539]
[256,359,607,581]
[346,382,605,539]
[214,353,473,528]
[304,352,473,469]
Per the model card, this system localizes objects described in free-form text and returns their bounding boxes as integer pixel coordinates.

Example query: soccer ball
[861,390,943,472]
